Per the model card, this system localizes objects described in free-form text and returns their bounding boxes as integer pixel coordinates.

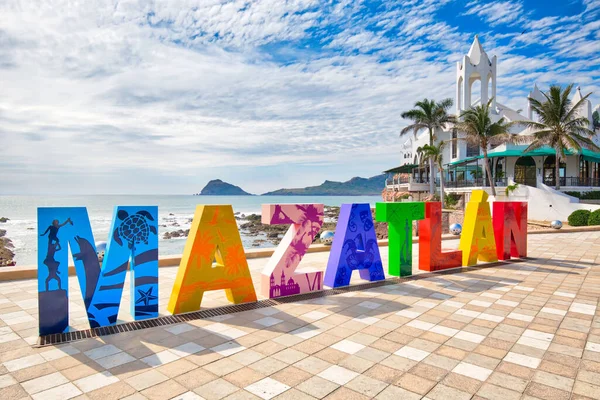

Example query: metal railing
[444,177,507,188]
[543,177,600,187]
[385,177,410,186]
[412,177,430,184]
[385,177,434,186]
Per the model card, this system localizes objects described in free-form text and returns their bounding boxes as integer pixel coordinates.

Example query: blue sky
[0,0,599,195]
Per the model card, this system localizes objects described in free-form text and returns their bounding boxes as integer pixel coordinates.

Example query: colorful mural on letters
[493,202,528,260]
[324,203,385,287]
[459,190,498,266]
[419,202,462,271]
[35,197,531,336]
[37,206,158,335]
[261,204,324,298]
[375,202,425,276]
[167,205,257,314]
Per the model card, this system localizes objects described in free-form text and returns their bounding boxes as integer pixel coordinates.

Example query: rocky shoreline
[0,221,16,267]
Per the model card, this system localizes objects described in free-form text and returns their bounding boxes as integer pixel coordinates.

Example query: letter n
[167,205,257,314]
[261,204,324,298]
[324,203,385,287]
[37,206,159,335]
[459,190,498,266]
[375,202,425,276]
[493,202,527,260]
[419,202,462,271]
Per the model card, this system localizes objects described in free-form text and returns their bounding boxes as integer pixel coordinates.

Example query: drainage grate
[36,258,527,347]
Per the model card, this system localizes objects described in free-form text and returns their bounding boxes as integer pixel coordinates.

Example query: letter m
[37,206,158,335]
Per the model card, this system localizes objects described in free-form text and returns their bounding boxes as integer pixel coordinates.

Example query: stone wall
[448,210,464,228]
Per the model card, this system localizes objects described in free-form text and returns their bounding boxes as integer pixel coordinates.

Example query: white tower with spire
[456,35,497,115]
[572,86,593,130]
[527,84,545,121]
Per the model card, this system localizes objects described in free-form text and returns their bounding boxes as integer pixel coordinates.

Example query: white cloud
[463,0,526,26]
[0,0,598,194]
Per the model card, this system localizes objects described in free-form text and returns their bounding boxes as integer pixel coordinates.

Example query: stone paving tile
[0,232,599,399]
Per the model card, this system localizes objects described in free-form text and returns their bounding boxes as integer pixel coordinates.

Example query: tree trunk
[555,151,561,190]
[429,158,435,195]
[439,167,445,209]
[428,127,435,195]
[483,151,496,196]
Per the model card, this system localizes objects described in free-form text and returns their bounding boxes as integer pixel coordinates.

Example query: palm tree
[401,98,455,194]
[524,84,599,190]
[417,142,447,208]
[455,98,515,197]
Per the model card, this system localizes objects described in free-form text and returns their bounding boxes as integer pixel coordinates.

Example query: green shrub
[505,183,519,197]
[582,191,600,200]
[564,191,581,198]
[588,209,600,226]
[568,210,591,226]
[567,191,600,200]
[445,193,461,207]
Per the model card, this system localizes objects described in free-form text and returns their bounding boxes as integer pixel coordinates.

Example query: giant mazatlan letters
[168,205,257,314]
[323,203,385,287]
[38,206,158,335]
[419,202,462,271]
[260,204,324,299]
[37,191,527,334]
[375,202,425,276]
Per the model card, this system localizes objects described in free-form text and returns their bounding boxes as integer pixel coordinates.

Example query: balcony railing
[543,177,600,187]
[385,176,410,186]
[444,177,507,188]
[412,177,430,184]
[385,177,436,185]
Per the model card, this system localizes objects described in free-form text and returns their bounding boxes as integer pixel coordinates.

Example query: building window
[580,156,588,179]
[515,156,537,187]
[452,129,457,159]
[495,157,505,181]
[543,155,566,185]
[466,141,479,157]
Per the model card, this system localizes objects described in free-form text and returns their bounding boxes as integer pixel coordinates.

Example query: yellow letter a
[459,190,498,266]
[167,205,257,314]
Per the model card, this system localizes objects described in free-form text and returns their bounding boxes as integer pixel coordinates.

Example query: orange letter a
[167,205,257,315]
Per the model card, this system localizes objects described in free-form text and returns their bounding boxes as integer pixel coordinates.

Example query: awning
[582,149,600,163]
[447,156,480,166]
[383,164,418,174]
[452,165,483,172]
[446,146,600,166]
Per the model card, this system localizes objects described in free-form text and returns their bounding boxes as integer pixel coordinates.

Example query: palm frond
[523,140,546,153]
[400,123,427,138]
[510,134,534,145]
[401,109,426,121]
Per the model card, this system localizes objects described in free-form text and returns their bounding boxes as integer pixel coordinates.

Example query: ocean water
[0,195,382,266]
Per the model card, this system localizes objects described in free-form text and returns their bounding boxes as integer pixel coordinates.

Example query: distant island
[262,175,386,196]
[195,179,253,196]
[195,175,386,196]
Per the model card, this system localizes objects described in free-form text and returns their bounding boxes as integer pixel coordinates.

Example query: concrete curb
[2,226,598,282]
[527,225,600,235]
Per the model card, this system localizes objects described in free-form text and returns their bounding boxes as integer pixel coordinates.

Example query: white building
[384,36,600,217]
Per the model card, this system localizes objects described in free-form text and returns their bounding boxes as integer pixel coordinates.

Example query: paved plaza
[0,231,599,399]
